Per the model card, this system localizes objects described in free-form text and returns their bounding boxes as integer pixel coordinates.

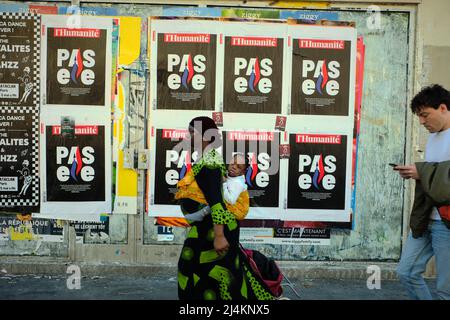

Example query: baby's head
[227,153,249,177]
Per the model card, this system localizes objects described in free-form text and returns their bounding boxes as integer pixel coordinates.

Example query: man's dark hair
[410,84,450,114]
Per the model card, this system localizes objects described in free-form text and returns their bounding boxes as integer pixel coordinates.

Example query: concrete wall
[420,0,450,89]
[415,0,450,152]
[0,0,448,266]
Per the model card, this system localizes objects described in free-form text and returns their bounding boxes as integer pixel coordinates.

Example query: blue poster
[0,3,28,13]
[58,5,118,16]
[280,10,339,21]
[162,6,222,17]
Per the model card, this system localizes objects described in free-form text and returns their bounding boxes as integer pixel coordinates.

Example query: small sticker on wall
[212,111,223,127]
[279,144,291,159]
[157,226,174,242]
[275,115,286,131]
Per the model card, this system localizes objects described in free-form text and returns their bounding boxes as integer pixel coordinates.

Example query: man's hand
[395,164,420,180]
[214,234,229,256]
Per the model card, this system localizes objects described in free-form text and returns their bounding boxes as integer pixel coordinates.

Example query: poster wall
[279,23,356,223]
[39,15,113,218]
[147,18,357,226]
[0,10,364,247]
[147,19,224,217]
[254,33,364,231]
[0,12,40,213]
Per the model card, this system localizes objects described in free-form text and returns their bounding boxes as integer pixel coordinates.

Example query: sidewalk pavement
[0,259,438,300]
[0,273,438,300]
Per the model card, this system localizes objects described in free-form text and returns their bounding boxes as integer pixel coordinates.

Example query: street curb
[277,261,400,280]
[0,257,176,277]
[0,256,410,280]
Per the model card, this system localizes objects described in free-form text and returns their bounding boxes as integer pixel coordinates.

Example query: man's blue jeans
[396,220,450,300]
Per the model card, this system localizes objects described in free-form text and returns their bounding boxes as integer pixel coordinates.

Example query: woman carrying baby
[176,116,275,301]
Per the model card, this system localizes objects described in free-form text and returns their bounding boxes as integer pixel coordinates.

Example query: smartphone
[388,163,398,167]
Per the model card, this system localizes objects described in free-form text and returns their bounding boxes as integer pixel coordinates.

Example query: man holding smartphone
[394,84,450,300]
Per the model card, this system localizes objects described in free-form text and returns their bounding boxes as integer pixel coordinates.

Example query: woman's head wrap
[188,116,219,143]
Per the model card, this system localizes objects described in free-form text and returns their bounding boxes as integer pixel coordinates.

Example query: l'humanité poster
[155,32,216,110]
[223,35,283,114]
[41,15,112,108]
[291,38,351,116]
[39,112,112,217]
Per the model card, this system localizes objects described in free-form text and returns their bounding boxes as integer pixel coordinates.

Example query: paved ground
[0,273,438,300]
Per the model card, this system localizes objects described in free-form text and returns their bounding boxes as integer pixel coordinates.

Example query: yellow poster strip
[113,16,141,214]
[9,225,34,241]
[118,17,141,66]
[114,78,137,214]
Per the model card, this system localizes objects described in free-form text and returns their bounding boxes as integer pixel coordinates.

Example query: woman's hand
[213,224,229,255]
[214,234,229,256]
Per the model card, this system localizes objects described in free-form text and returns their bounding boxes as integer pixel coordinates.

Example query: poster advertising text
[223,36,283,114]
[240,227,331,245]
[288,133,347,210]
[0,107,39,212]
[156,33,216,110]
[0,214,55,241]
[45,27,107,106]
[45,125,106,202]
[0,12,39,107]
[291,39,350,116]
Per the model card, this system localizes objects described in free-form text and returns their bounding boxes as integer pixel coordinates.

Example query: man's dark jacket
[410,160,450,238]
